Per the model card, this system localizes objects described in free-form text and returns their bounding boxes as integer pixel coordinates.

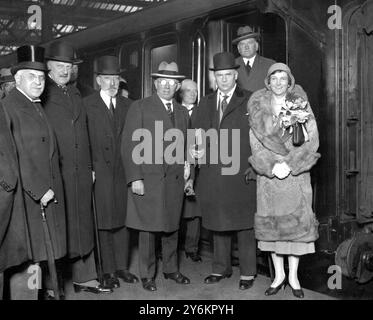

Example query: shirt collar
[100,90,116,108]
[243,55,256,67]
[218,84,236,100]
[158,96,173,111]
[16,87,41,103]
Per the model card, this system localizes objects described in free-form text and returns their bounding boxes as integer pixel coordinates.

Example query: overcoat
[247,85,320,242]
[122,94,189,233]
[192,86,257,231]
[85,92,131,230]
[2,89,66,262]
[0,102,31,272]
[42,79,94,258]
[235,55,275,93]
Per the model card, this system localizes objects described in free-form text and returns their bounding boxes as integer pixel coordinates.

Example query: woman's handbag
[292,122,305,146]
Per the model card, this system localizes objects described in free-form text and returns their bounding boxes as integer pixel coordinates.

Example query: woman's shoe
[290,286,304,298]
[264,278,287,296]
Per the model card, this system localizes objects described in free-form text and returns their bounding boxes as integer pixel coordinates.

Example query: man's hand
[184,179,195,196]
[40,189,55,207]
[272,162,291,179]
[131,180,144,196]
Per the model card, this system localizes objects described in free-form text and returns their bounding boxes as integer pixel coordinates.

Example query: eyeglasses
[158,79,178,87]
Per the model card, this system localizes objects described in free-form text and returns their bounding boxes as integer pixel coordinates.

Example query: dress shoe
[185,251,202,262]
[103,273,120,288]
[115,270,139,283]
[164,272,190,284]
[290,285,304,298]
[141,278,157,291]
[264,278,287,296]
[239,279,254,290]
[204,274,232,284]
[73,283,113,294]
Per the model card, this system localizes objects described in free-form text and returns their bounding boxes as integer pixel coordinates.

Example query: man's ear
[95,75,101,87]
[175,82,181,92]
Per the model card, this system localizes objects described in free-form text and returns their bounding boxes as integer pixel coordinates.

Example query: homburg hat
[151,61,185,79]
[232,26,260,45]
[10,45,48,75]
[209,52,240,71]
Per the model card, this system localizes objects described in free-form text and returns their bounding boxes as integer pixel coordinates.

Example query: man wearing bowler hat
[0,68,15,99]
[84,55,138,289]
[233,26,276,92]
[122,61,192,291]
[2,45,66,299]
[42,41,111,295]
[192,52,257,290]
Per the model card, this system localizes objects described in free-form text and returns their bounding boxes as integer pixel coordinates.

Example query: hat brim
[11,62,48,75]
[232,33,260,45]
[151,73,185,79]
[45,55,75,63]
[209,65,240,71]
[73,58,83,65]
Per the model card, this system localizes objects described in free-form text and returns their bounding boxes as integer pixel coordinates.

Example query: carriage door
[343,2,373,223]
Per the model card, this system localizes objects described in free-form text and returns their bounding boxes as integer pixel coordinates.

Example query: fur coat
[247,85,320,242]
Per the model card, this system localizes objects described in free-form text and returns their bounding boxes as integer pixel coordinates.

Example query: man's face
[15,69,45,99]
[237,38,258,59]
[96,75,120,97]
[70,64,79,83]
[181,81,198,105]
[214,69,237,93]
[268,71,289,97]
[47,60,72,86]
[154,78,180,101]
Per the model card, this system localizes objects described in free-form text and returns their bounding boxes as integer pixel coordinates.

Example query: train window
[119,42,142,100]
[143,33,178,98]
[192,32,206,101]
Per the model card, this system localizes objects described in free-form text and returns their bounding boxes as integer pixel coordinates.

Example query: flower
[278,92,310,134]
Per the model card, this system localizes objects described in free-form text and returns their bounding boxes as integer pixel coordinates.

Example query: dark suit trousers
[71,250,98,283]
[184,217,201,253]
[0,272,3,300]
[212,229,256,277]
[99,226,130,274]
[139,231,178,279]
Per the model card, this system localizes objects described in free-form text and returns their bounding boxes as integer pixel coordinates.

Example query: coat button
[105,147,109,151]
[41,137,46,142]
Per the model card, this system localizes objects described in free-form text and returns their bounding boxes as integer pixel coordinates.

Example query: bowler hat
[11,45,48,75]
[209,52,240,71]
[45,41,77,63]
[232,26,260,45]
[151,61,185,79]
[264,62,295,91]
[95,56,121,75]
[0,68,14,83]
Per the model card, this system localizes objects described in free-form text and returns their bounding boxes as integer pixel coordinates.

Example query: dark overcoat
[2,89,66,262]
[192,87,256,231]
[85,92,131,230]
[236,55,276,93]
[122,94,189,232]
[0,102,31,272]
[42,79,94,258]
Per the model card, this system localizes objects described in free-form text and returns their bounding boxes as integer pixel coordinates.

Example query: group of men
[0,25,276,298]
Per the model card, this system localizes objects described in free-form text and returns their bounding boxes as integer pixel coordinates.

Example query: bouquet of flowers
[278,92,311,146]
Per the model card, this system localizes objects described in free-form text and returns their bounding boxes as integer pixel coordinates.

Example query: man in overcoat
[193,52,257,290]
[42,41,110,294]
[85,55,138,289]
[2,45,66,299]
[179,79,202,262]
[233,26,275,92]
[122,62,192,291]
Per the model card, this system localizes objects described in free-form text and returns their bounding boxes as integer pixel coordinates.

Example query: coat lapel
[220,87,245,123]
[207,93,219,129]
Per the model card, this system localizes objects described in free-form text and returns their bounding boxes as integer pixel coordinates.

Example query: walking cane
[92,191,104,285]
[40,201,60,300]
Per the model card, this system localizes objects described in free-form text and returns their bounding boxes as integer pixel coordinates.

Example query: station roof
[0,0,171,56]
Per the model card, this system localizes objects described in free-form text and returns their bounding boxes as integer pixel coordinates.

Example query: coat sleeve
[121,100,144,184]
[84,100,99,168]
[283,104,321,176]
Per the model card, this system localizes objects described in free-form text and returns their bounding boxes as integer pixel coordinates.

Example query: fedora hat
[232,26,260,45]
[209,52,239,71]
[95,55,121,75]
[151,61,185,79]
[0,68,14,83]
[264,62,295,91]
[45,41,77,63]
[11,45,48,75]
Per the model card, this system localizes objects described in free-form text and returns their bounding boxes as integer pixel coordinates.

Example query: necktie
[166,102,175,125]
[32,101,44,119]
[220,95,228,114]
[109,98,115,117]
[245,62,251,75]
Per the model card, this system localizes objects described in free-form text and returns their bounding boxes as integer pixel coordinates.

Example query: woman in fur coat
[247,63,320,298]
